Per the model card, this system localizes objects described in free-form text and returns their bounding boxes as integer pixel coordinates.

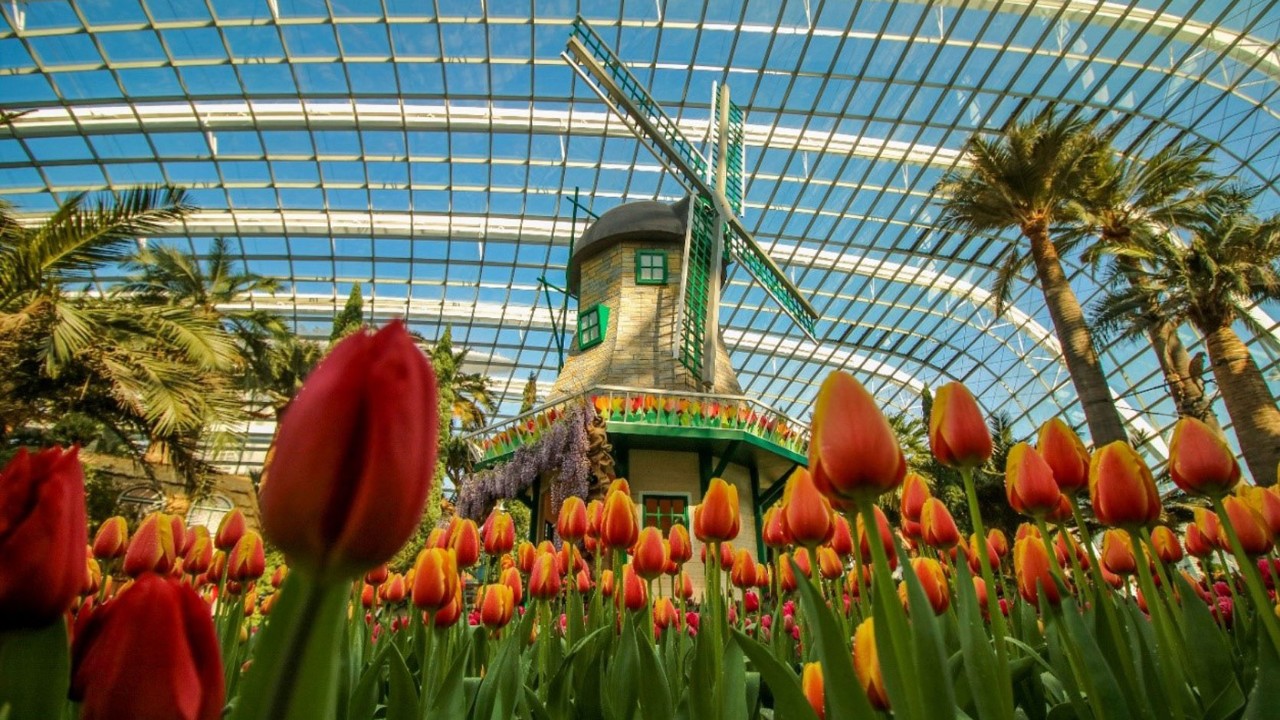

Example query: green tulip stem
[1139,529,1187,635]
[959,466,1015,718]
[1127,530,1187,718]
[1208,496,1280,652]
[1054,521,1088,601]
[1032,518,1068,595]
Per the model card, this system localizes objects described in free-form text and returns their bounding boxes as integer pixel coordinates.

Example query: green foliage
[330,284,365,342]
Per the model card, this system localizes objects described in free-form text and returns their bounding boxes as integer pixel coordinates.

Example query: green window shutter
[634,250,668,285]
[577,304,609,349]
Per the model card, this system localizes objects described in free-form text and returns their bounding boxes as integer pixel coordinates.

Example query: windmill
[562,17,820,385]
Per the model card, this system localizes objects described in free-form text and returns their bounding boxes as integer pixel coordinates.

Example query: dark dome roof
[567,197,689,292]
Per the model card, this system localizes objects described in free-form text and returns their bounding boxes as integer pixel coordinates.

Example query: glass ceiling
[2,0,1278,479]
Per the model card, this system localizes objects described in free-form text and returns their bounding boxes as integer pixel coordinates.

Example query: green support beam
[749,463,765,560]
[710,440,740,480]
[757,462,798,510]
[698,448,713,497]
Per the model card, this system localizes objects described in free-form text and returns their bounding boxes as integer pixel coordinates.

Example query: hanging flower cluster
[457,403,595,521]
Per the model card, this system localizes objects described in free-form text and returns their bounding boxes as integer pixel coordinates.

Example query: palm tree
[0,187,245,493]
[1093,203,1280,484]
[1070,139,1222,429]
[936,109,1128,447]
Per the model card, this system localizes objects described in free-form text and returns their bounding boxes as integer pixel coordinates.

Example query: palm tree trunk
[1200,322,1280,486]
[1147,321,1220,432]
[1025,224,1128,446]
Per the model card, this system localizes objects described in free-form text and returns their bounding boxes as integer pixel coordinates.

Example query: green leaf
[731,629,820,720]
[635,620,674,720]
[721,638,748,720]
[1172,573,1243,719]
[0,620,70,720]
[471,610,535,720]
[386,644,418,720]
[1058,599,1134,720]
[522,684,553,720]
[899,556,956,719]
[426,636,472,719]
[953,563,1010,720]
[1243,623,1280,720]
[791,566,878,718]
[607,612,641,720]
[231,570,350,720]
[346,640,392,720]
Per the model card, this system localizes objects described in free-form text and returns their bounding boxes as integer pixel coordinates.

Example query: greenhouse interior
[2,1,1280,719]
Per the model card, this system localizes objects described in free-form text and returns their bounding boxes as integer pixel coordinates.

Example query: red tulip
[364,563,389,586]
[411,548,458,613]
[654,596,680,632]
[815,546,842,580]
[802,662,826,719]
[586,500,604,539]
[809,372,906,504]
[183,527,213,575]
[1089,441,1161,528]
[1184,522,1214,558]
[516,541,536,574]
[0,446,87,631]
[899,557,950,614]
[1167,417,1240,497]
[124,512,177,578]
[853,618,889,710]
[731,548,757,588]
[1036,418,1089,495]
[633,527,667,580]
[270,565,288,589]
[1150,526,1183,564]
[856,505,897,570]
[226,531,265,582]
[557,496,588,541]
[482,510,515,556]
[71,574,223,720]
[930,382,994,469]
[920,497,960,550]
[900,472,931,523]
[601,489,639,551]
[1014,535,1061,607]
[93,516,129,561]
[1005,442,1063,518]
[576,568,592,593]
[478,584,515,629]
[778,553,799,594]
[528,551,562,600]
[450,519,481,568]
[988,529,1010,559]
[258,321,439,579]
[620,564,647,611]
[761,506,792,548]
[214,509,245,552]
[694,478,740,544]
[667,524,692,565]
[382,573,407,603]
[500,567,523,607]
[783,468,833,548]
[1221,494,1272,556]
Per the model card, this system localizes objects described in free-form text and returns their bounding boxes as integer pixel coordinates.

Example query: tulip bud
[817,546,843,581]
[226,531,266,583]
[516,541,536,574]
[450,519,481,569]
[1101,529,1138,576]
[778,553,798,594]
[411,548,458,613]
[900,472,931,523]
[988,529,1010,559]
[898,557,949,615]
[930,382,994,469]
[71,574,223,720]
[632,527,668,580]
[619,564,647,612]
[1006,442,1063,518]
[853,618,889,709]
[694,478,740,544]
[856,506,897,570]
[500,566,523,607]
[0,446,88,631]
[1150,525,1184,564]
[1014,535,1062,607]
[482,509,515,556]
[761,506,791,549]
[667,524,693,565]
[1221,495,1272,556]
[478,584,515,629]
[83,557,102,597]
[654,596,680,632]
[920,498,960,550]
[783,469,834,548]
[123,512,177,578]
[169,515,190,557]
[601,489,639,551]
[586,500,604,539]
[809,372,906,505]
[529,551,562,600]
[365,563,389,586]
[600,569,615,597]
[576,568,592,593]
[215,509,245,552]
[92,516,129,561]
[1184,521,1214,558]
[802,662,826,719]
[557,496,589,541]
[1089,441,1162,528]
[1168,417,1240,497]
[731,548,758,589]
[744,589,761,613]
[258,321,439,579]
[1036,418,1089,495]
[183,527,214,575]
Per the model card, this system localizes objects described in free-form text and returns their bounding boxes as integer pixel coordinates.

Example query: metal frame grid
[1,0,1278,478]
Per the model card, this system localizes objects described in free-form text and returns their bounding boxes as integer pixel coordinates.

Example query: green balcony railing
[464,385,810,468]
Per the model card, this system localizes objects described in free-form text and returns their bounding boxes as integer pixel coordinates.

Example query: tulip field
[5,321,1280,720]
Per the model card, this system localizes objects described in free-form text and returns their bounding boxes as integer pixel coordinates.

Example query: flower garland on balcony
[457,403,594,522]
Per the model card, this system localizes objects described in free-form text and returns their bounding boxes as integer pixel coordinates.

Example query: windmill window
[577,304,608,350]
[635,250,668,285]
[642,494,688,534]
[187,494,235,534]
[117,485,164,523]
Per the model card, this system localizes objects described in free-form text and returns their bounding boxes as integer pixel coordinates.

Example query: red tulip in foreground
[809,372,906,504]
[0,445,87,631]
[802,662,825,719]
[258,320,439,578]
[1005,442,1063,518]
[71,573,223,720]
[92,516,128,561]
